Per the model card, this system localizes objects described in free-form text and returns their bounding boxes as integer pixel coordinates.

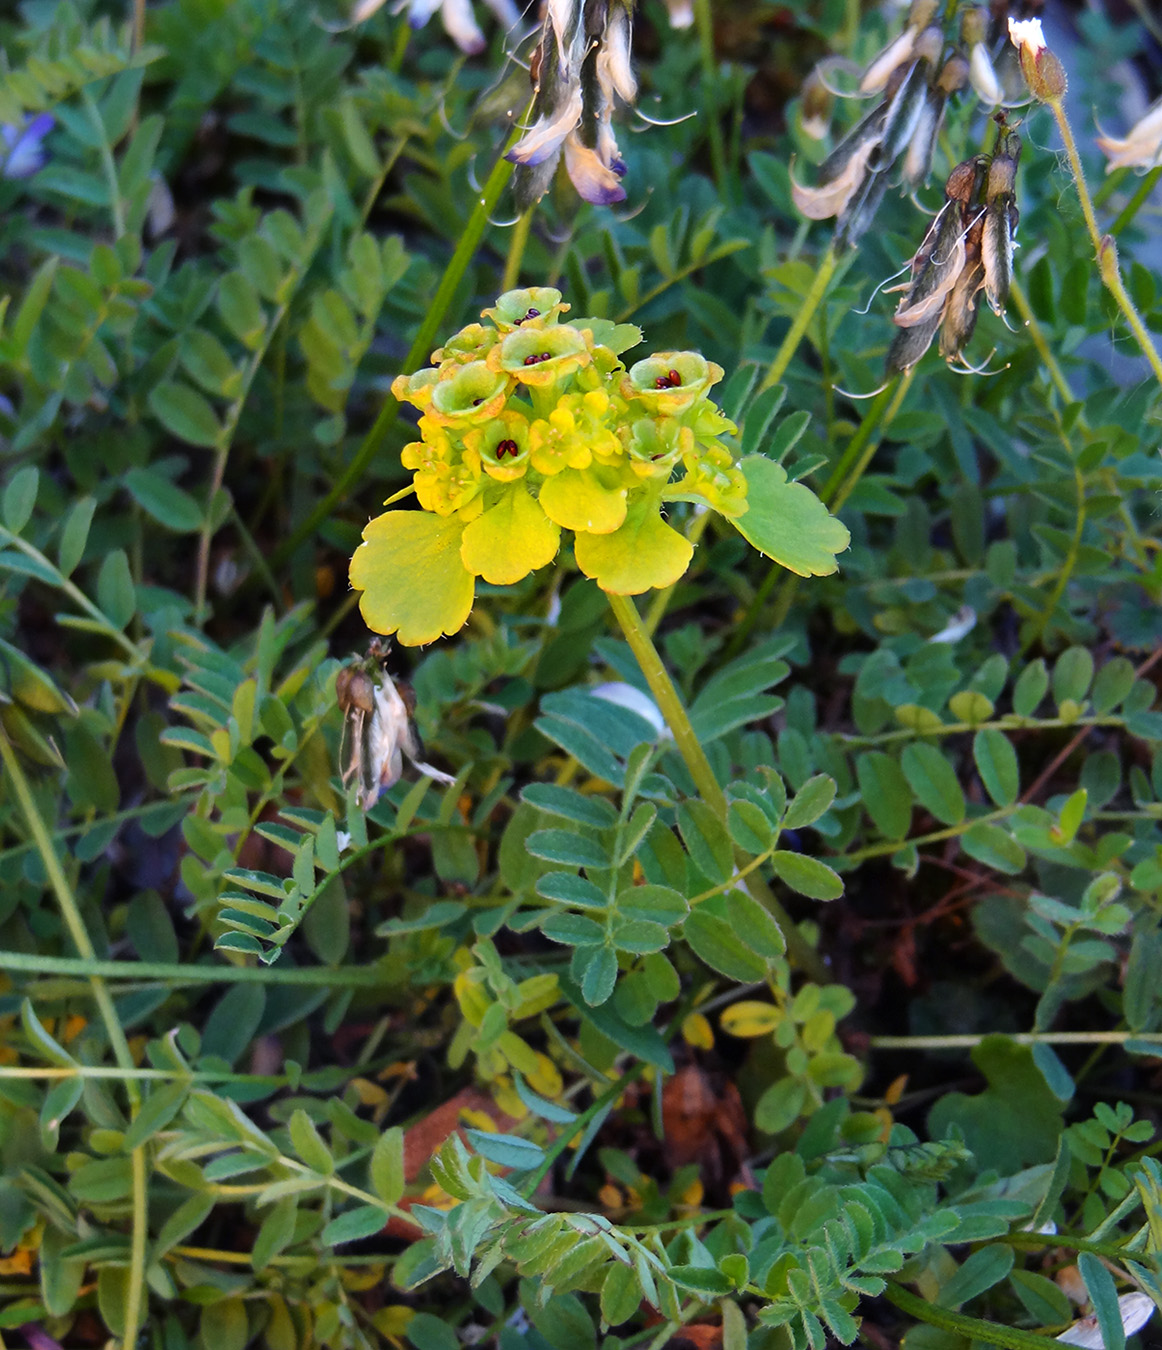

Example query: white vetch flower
[509,84,584,168]
[859,0,939,94]
[927,605,976,644]
[348,0,519,54]
[1006,16,1045,56]
[968,42,1002,106]
[663,0,693,28]
[1096,98,1162,171]
[1056,1293,1156,1349]
[590,682,668,738]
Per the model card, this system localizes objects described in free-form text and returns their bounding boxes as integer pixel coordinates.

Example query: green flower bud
[622,352,723,415]
[466,410,533,483]
[625,418,691,478]
[482,287,569,332]
[491,324,592,387]
[391,367,440,409]
[432,322,498,366]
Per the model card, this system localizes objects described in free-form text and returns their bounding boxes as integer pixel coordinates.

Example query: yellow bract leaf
[350,510,475,646]
[459,487,560,584]
[573,494,693,594]
[539,465,627,534]
[682,1012,714,1049]
[721,1000,782,1038]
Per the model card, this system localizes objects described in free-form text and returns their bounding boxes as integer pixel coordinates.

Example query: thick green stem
[693,0,727,195]
[523,1063,648,1195]
[1048,96,1162,392]
[268,125,522,572]
[502,209,534,292]
[884,1281,1070,1350]
[605,592,826,980]
[871,1030,1162,1050]
[820,370,910,508]
[761,246,839,391]
[0,731,147,1350]
[0,949,384,985]
[606,592,725,816]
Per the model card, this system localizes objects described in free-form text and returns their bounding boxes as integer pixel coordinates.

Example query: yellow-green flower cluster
[350,288,748,645]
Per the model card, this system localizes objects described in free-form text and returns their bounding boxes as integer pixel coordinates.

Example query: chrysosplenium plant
[350,288,850,643]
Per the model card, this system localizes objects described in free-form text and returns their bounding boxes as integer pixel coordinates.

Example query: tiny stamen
[496,439,519,458]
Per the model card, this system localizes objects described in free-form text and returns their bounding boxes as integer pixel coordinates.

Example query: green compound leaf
[573,494,693,594]
[460,487,560,585]
[731,456,850,576]
[350,510,474,646]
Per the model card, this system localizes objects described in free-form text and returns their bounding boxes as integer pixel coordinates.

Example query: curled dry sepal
[349,288,851,645]
[507,0,637,207]
[887,127,1021,373]
[790,0,1006,249]
[336,641,455,807]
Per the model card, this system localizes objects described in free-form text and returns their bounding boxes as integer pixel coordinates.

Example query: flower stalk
[605,592,827,982]
[1010,18,1162,391]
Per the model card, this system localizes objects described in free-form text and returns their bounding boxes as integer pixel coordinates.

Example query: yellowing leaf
[350,510,474,646]
[574,495,693,594]
[460,487,560,584]
[682,1011,714,1048]
[721,1000,782,1038]
[731,456,850,577]
[528,1052,563,1099]
[539,465,627,534]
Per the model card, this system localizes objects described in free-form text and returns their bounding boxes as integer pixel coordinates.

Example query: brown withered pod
[887,126,1021,373]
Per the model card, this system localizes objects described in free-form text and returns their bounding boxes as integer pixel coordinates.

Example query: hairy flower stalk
[349,289,849,645]
[508,0,637,207]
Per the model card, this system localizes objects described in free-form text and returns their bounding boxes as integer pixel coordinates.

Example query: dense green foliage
[2,3,1162,1350]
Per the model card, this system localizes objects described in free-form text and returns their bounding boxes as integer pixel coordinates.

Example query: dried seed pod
[981,130,1021,315]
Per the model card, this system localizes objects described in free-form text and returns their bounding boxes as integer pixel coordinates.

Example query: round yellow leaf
[720,1000,782,1038]
[350,510,474,646]
[538,466,627,534]
[682,1011,714,1049]
[573,495,693,594]
[460,487,560,584]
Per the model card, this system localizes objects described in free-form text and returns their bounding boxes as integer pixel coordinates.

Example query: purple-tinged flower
[509,0,636,208]
[1,114,52,180]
